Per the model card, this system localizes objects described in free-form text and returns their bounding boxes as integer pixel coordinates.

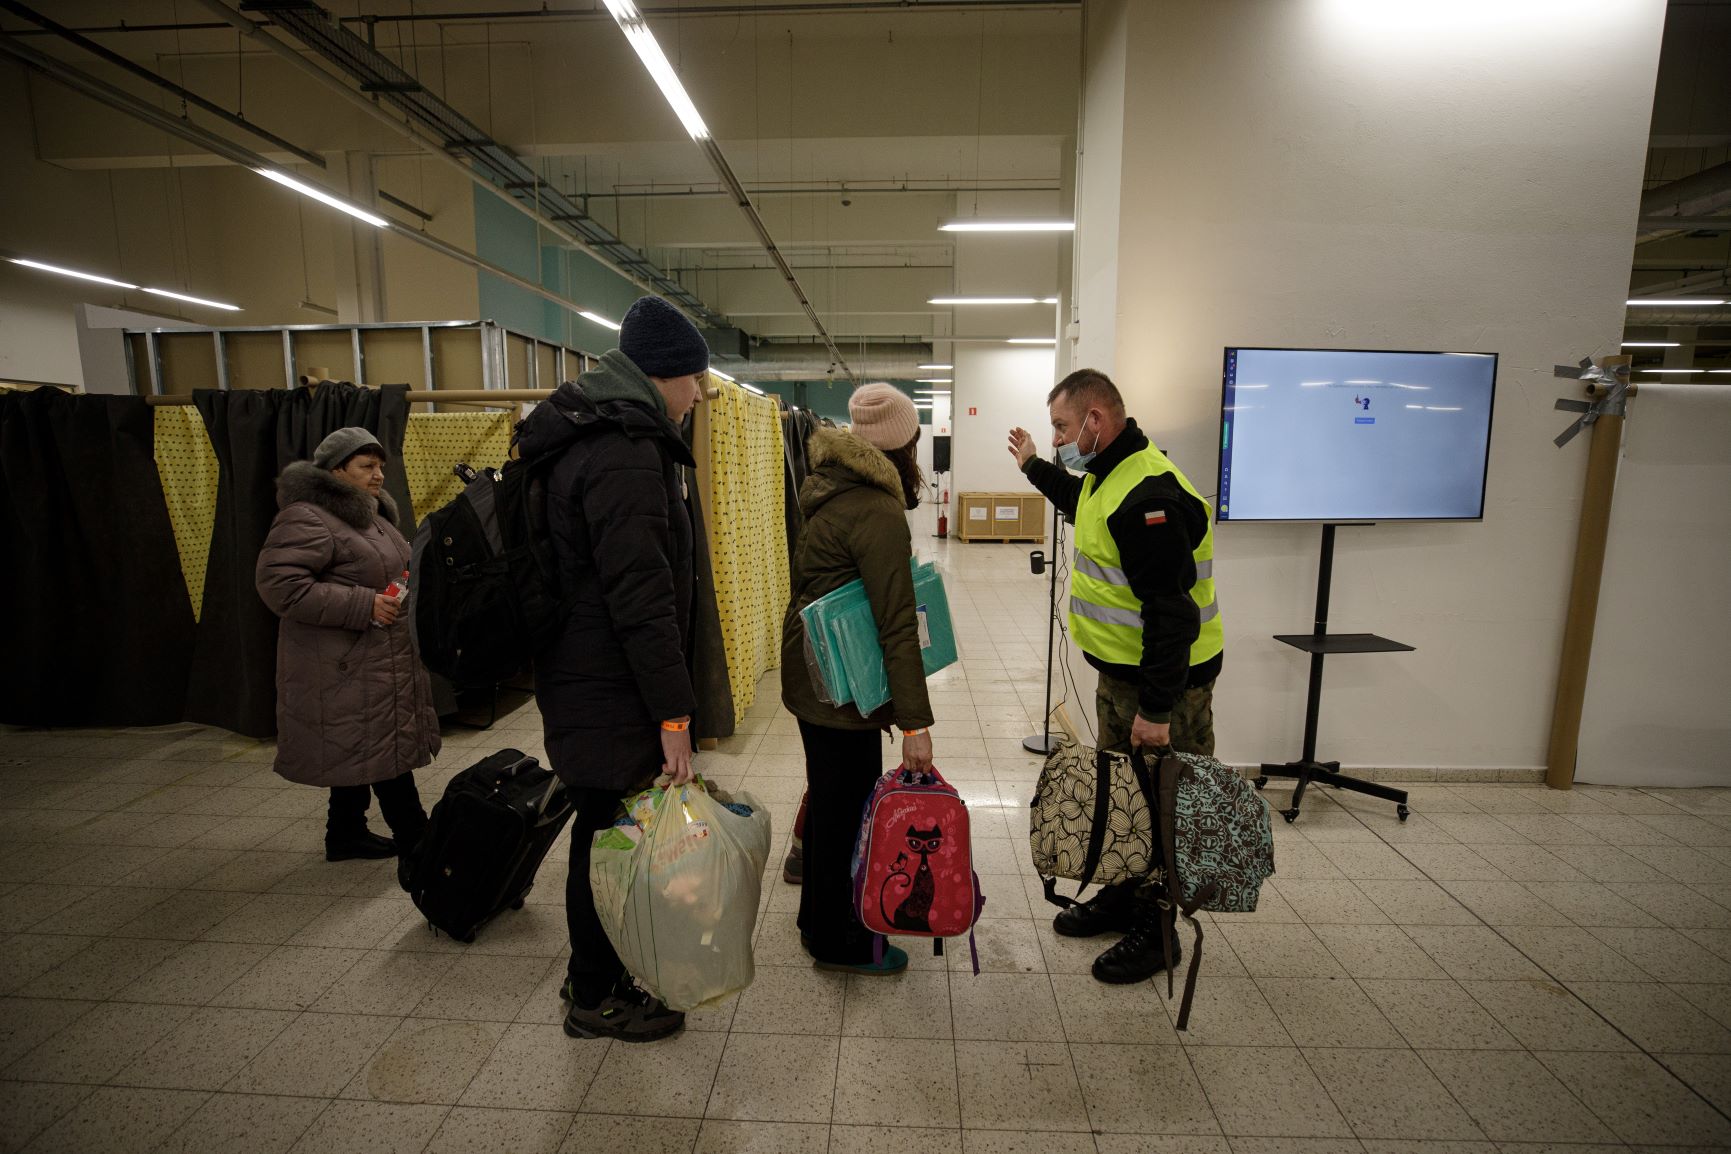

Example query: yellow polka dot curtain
[401,411,514,518]
[152,405,220,620]
[702,380,791,721]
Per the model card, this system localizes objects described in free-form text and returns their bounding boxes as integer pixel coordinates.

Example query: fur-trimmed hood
[800,425,901,515]
[277,460,398,530]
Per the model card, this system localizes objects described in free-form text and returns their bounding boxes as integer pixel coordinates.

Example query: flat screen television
[1216,347,1498,522]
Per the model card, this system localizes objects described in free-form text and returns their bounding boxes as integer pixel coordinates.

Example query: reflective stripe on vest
[1069,443,1224,668]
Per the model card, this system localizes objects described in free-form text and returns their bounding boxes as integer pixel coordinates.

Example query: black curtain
[185,383,410,738]
[685,458,736,741]
[0,389,195,727]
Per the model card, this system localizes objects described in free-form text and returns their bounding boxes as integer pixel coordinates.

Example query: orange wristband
[901,727,928,737]
[660,719,690,732]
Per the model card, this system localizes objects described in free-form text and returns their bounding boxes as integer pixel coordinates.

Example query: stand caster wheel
[1281,809,1299,824]
[1253,776,1268,791]
[1397,805,1410,823]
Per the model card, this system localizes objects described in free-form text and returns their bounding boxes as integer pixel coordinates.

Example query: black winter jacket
[518,353,696,790]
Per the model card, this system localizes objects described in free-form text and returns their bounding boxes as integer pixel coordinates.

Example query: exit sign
[968,406,978,416]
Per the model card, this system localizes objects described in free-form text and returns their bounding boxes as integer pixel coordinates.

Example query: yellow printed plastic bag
[589,778,772,1011]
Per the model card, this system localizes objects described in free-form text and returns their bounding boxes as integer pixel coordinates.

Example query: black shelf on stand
[1255,523,1413,824]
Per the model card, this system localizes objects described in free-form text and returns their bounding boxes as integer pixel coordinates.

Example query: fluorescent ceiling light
[256,168,388,228]
[1425,406,1463,412]
[1641,368,1703,374]
[915,389,951,395]
[1626,297,1725,306]
[603,0,710,140]
[915,378,953,384]
[1713,369,1731,374]
[9,257,137,290]
[738,381,765,396]
[1621,341,1680,347]
[1406,404,1424,410]
[1234,384,1269,390]
[929,296,1058,306]
[917,363,953,371]
[580,311,622,331]
[1007,338,1056,345]
[1388,382,1429,390]
[142,287,240,312]
[708,367,735,382]
[10,257,239,310]
[1345,379,1381,385]
[1299,381,1332,387]
[939,221,1075,233]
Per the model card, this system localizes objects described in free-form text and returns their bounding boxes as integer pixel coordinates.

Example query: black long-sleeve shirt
[1023,419,1223,721]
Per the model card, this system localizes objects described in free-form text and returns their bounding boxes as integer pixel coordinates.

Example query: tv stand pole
[1255,523,1412,823]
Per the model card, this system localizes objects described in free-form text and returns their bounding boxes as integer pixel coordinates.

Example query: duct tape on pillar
[1552,358,1631,448]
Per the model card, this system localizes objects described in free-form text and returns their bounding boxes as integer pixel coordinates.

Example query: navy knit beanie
[618,296,710,379]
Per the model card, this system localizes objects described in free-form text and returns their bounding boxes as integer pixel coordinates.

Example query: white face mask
[1057,414,1099,471]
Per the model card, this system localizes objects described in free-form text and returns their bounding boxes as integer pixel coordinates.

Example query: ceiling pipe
[0,30,632,337]
[1637,161,1731,244]
[0,0,326,168]
[188,0,726,325]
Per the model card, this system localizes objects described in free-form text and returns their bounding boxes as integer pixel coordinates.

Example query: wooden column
[1545,355,1634,790]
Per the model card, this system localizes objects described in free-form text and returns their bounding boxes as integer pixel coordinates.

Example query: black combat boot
[1052,881,1140,938]
[1091,894,1181,984]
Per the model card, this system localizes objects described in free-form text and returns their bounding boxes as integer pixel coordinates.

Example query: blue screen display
[1218,347,1497,522]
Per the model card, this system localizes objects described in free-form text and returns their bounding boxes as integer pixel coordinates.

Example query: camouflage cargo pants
[1095,670,1216,757]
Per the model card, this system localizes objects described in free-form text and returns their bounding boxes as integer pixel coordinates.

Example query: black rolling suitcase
[399,749,574,942]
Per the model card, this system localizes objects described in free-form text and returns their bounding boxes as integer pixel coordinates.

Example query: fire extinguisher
[936,481,950,538]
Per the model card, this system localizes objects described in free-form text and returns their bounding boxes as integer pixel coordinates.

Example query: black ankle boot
[326,830,397,862]
[1053,882,1139,938]
[1091,898,1181,984]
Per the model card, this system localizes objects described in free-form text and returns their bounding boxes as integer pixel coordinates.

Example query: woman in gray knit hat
[255,427,440,861]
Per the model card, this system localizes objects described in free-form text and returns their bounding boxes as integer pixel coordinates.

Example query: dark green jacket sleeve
[851,500,935,731]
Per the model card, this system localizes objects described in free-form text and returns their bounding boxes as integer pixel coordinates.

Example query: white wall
[951,344,1059,500]
[1073,0,1667,774]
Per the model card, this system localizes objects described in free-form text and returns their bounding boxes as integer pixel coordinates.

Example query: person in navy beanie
[515,294,709,1042]
[618,295,711,379]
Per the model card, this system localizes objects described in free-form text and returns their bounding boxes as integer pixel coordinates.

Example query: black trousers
[797,719,888,964]
[327,772,426,844]
[565,786,629,1005]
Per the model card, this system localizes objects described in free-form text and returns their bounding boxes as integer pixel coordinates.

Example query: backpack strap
[1042,747,1118,911]
[1143,746,1211,1031]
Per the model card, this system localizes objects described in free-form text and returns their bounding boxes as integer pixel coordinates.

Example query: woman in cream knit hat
[779,383,934,975]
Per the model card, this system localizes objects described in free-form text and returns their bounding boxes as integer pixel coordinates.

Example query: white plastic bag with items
[589,777,772,1012]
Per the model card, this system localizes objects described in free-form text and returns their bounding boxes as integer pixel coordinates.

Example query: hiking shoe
[1091,902,1181,984]
[325,830,397,862]
[782,846,804,885]
[813,944,909,976]
[1053,883,1139,938]
[562,988,685,1043]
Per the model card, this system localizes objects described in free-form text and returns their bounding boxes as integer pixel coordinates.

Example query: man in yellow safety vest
[1008,367,1224,984]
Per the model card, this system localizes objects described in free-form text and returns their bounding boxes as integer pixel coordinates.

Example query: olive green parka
[780,426,935,732]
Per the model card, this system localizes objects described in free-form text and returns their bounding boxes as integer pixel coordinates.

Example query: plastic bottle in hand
[374,570,409,628]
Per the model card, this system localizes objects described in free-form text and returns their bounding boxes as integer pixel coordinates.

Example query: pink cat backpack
[851,765,986,972]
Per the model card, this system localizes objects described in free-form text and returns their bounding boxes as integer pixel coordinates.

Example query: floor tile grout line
[1327,784,1731,1132]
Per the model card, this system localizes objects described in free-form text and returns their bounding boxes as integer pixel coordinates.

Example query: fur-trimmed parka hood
[277,459,398,530]
[800,425,902,516]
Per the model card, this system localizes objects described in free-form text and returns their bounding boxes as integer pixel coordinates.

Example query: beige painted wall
[1073,0,1666,773]
[0,60,482,387]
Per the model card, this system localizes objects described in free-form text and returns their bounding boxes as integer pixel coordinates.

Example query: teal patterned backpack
[1147,747,1276,1029]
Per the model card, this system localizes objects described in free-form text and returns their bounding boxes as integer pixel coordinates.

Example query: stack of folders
[801,560,957,715]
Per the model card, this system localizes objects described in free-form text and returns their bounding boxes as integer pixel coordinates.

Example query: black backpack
[410,452,564,686]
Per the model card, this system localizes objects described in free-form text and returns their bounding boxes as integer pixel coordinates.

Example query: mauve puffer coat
[255,461,441,787]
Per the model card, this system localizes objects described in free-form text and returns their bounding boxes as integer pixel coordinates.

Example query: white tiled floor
[4,536,1731,1152]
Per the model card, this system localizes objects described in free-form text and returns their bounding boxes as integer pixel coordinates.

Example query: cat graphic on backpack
[881,824,942,933]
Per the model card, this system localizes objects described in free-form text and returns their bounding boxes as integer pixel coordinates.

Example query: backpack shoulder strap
[1146,747,1213,1031]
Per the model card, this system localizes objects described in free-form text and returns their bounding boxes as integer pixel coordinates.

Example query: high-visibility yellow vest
[1069,443,1223,668]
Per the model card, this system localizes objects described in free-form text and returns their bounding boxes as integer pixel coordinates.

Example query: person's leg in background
[782,790,810,884]
[326,784,395,861]
[796,720,898,968]
[371,772,428,854]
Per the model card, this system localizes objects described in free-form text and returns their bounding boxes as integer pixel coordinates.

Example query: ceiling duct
[1637,159,1731,244]
[231,0,727,327]
[740,343,933,381]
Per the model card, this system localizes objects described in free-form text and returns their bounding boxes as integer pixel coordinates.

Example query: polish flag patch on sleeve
[1144,509,1167,525]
